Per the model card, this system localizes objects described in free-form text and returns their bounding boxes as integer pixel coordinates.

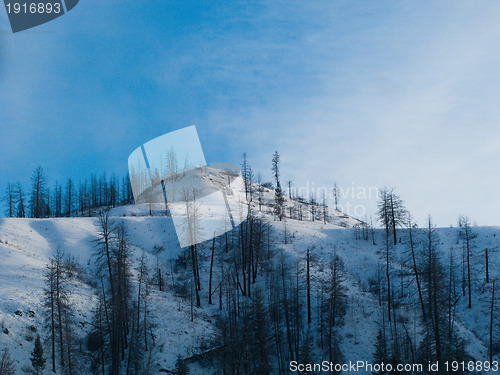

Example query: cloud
[196,1,500,225]
[1,0,499,225]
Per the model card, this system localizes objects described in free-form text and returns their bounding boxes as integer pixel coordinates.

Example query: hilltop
[0,190,499,374]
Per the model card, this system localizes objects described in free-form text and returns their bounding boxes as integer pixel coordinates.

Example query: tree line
[1,153,498,375]
[3,166,134,218]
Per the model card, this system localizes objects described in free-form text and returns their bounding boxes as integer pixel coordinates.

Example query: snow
[0,196,499,373]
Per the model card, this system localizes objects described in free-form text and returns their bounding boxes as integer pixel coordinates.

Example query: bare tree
[458,215,477,309]
[66,178,74,217]
[0,347,16,375]
[181,188,202,307]
[321,192,328,224]
[209,234,215,305]
[166,147,179,180]
[307,249,311,324]
[378,187,406,245]
[407,214,426,321]
[485,248,490,284]
[489,279,496,363]
[44,250,75,374]
[3,183,14,217]
[257,173,264,212]
[44,258,57,372]
[309,193,317,222]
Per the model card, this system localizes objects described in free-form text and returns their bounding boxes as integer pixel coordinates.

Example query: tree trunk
[485,248,489,284]
[386,238,391,322]
[489,280,495,363]
[190,245,201,307]
[307,249,311,324]
[467,235,472,309]
[409,223,426,321]
[56,260,65,369]
[50,266,56,373]
[209,235,215,305]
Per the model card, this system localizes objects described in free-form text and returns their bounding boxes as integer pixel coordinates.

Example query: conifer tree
[174,355,190,375]
[31,335,46,375]
[332,182,340,211]
[458,215,477,309]
[299,331,315,375]
[251,288,272,374]
[372,329,388,374]
[30,165,48,218]
[15,181,26,218]
[272,151,285,220]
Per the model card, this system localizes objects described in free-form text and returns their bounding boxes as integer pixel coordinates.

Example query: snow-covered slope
[0,200,499,373]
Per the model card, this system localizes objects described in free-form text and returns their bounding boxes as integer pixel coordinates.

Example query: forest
[0,152,498,375]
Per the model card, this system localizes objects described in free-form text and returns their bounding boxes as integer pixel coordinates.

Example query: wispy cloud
[1,1,499,225]
[193,1,500,225]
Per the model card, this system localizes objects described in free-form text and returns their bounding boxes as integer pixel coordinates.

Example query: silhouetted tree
[31,335,46,375]
[373,329,388,374]
[378,188,406,245]
[332,182,340,211]
[272,151,285,220]
[66,178,74,217]
[15,181,26,217]
[30,165,48,218]
[458,215,477,309]
[3,183,14,217]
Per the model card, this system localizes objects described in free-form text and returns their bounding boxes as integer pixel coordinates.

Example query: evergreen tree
[272,151,285,220]
[53,181,63,217]
[31,335,46,375]
[65,178,74,217]
[419,216,471,371]
[15,181,26,218]
[416,332,436,372]
[458,215,477,309]
[251,288,272,374]
[274,182,285,220]
[323,254,348,363]
[299,331,316,375]
[331,182,340,211]
[329,330,344,375]
[242,152,250,201]
[373,329,388,374]
[174,355,189,375]
[30,165,48,218]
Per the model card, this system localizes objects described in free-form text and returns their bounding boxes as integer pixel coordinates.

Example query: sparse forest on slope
[0,156,499,375]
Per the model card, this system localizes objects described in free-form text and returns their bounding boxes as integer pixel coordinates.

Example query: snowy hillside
[0,191,499,374]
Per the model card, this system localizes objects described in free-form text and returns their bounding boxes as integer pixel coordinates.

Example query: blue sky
[1,1,499,226]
